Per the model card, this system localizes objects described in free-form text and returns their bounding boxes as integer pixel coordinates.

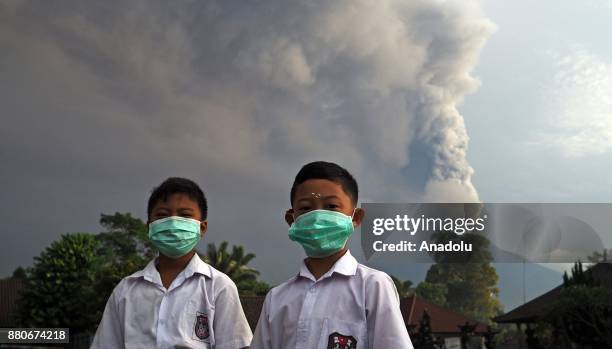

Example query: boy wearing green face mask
[251,162,414,349]
[92,177,252,349]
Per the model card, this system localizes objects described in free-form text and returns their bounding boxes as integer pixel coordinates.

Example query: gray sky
[465,0,612,202]
[1,0,611,310]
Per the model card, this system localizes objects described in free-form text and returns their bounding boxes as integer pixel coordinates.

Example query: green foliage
[201,241,259,284]
[415,281,447,307]
[200,241,272,295]
[237,279,272,296]
[16,213,270,334]
[545,284,612,346]
[390,275,413,298]
[425,262,502,322]
[97,212,155,267]
[17,233,102,332]
[16,213,153,333]
[12,266,27,279]
[94,212,154,307]
[412,310,436,347]
[563,260,599,287]
[491,324,522,347]
[424,231,502,323]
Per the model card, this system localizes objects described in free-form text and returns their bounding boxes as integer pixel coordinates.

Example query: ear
[200,220,208,239]
[352,207,365,228]
[285,208,295,226]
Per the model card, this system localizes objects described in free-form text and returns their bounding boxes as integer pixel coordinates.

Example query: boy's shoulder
[187,253,240,291]
[353,262,396,292]
[267,274,300,295]
[355,262,393,282]
[267,258,394,297]
[107,262,153,300]
[203,261,238,288]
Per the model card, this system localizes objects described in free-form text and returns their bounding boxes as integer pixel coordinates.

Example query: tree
[97,212,155,268]
[546,285,612,346]
[546,261,612,347]
[12,266,27,279]
[415,281,447,307]
[390,275,413,298]
[236,279,272,296]
[17,233,103,333]
[562,260,598,287]
[94,212,155,310]
[201,241,259,283]
[412,310,436,348]
[16,212,271,337]
[424,231,502,323]
[200,241,265,293]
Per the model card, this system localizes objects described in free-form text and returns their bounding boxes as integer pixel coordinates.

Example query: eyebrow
[296,195,340,201]
[321,195,340,200]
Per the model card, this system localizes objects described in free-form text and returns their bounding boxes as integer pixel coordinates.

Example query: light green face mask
[148,216,201,258]
[288,209,355,258]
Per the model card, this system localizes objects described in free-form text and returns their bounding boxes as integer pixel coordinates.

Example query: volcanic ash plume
[1,0,494,202]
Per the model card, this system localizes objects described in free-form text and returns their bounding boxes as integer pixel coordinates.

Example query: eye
[153,211,170,220]
[325,203,340,210]
[297,206,311,212]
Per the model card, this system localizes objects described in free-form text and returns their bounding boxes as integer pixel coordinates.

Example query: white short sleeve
[91,283,124,349]
[212,274,253,349]
[365,273,414,349]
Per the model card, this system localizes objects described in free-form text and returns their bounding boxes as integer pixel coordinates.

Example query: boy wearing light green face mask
[92,177,252,349]
[251,161,414,349]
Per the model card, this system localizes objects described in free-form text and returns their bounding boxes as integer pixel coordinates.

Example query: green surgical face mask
[148,216,201,258]
[288,209,355,258]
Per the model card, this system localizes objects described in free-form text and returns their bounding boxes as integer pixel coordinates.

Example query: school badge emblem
[327,332,357,349]
[194,312,210,340]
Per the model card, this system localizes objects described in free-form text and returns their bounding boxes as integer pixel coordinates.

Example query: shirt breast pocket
[318,318,366,349]
[182,299,215,348]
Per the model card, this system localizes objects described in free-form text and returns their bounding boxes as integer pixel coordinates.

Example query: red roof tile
[400,295,489,334]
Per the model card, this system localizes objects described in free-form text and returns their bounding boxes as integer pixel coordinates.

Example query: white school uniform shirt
[91,253,252,349]
[250,250,414,349]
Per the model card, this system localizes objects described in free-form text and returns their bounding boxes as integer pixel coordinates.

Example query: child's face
[148,193,208,237]
[285,179,364,226]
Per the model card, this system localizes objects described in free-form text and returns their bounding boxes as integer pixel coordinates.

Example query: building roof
[0,278,24,327]
[400,294,489,334]
[494,263,612,324]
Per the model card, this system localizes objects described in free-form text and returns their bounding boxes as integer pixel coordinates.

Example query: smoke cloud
[0,0,494,280]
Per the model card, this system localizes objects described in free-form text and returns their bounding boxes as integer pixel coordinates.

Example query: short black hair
[147,177,208,219]
[290,161,359,205]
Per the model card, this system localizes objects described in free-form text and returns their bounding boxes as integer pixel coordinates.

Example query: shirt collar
[298,250,358,282]
[180,253,212,279]
[129,253,212,286]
